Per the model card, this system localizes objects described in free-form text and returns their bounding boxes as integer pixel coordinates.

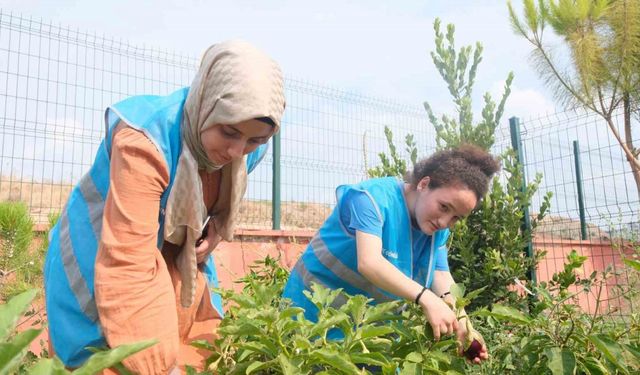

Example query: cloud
[490,80,557,120]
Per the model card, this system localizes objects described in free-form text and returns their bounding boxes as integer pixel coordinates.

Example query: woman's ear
[417,176,430,191]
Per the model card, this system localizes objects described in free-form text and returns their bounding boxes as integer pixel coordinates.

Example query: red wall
[215,231,638,314]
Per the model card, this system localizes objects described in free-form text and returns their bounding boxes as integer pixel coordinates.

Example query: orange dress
[93,125,219,374]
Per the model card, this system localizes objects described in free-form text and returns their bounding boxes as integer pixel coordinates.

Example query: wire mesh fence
[509,102,640,316]
[0,11,437,229]
[1,11,639,313]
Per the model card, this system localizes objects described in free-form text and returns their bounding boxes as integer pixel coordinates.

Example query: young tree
[368,18,552,310]
[508,0,640,199]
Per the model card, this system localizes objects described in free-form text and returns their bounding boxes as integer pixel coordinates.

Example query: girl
[283,144,499,363]
[44,40,286,373]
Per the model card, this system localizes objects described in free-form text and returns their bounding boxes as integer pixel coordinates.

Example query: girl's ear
[417,176,430,191]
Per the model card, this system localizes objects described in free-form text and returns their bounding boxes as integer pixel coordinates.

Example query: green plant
[0,289,157,374]
[475,250,640,374]
[449,150,552,310]
[425,19,513,152]
[0,201,36,300]
[366,126,417,179]
[195,255,493,374]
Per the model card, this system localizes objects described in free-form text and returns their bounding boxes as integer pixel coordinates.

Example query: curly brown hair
[407,144,500,200]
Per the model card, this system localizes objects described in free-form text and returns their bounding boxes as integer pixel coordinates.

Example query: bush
[195,256,496,374]
[476,251,640,374]
[0,202,58,300]
[0,289,157,374]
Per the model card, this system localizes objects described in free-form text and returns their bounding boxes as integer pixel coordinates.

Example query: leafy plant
[0,289,157,374]
[196,255,492,374]
[475,250,640,374]
[424,19,513,152]
[449,150,552,310]
[366,126,417,179]
[0,201,36,300]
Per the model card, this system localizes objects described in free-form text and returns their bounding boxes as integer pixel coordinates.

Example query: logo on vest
[382,248,398,260]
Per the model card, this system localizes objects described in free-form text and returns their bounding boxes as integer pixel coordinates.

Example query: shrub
[194,256,493,374]
[476,251,640,374]
[0,289,157,374]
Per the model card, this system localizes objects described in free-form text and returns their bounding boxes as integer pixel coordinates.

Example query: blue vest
[43,88,267,367]
[282,177,450,322]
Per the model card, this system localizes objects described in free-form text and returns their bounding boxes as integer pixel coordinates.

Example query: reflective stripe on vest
[305,234,393,302]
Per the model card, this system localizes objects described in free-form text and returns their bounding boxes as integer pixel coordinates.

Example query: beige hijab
[164,40,285,308]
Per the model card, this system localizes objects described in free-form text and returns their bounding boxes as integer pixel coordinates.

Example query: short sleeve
[338,189,383,238]
[434,229,450,271]
[434,245,450,271]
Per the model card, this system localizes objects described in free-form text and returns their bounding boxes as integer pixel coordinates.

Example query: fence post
[509,117,536,285]
[573,140,588,240]
[272,132,281,230]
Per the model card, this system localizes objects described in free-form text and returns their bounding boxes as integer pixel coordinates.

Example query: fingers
[432,325,441,341]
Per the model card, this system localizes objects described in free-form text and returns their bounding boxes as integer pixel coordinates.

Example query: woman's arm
[355,231,458,340]
[431,270,489,363]
[94,126,179,374]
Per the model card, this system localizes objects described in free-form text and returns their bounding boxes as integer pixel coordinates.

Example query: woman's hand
[195,220,221,264]
[456,318,489,364]
[418,290,458,340]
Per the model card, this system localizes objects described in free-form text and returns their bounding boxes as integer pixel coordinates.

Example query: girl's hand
[195,220,221,263]
[418,291,458,340]
[457,318,489,364]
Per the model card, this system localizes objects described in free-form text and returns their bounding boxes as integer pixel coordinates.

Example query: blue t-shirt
[339,189,449,273]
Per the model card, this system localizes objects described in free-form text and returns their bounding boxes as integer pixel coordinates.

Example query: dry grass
[1,176,331,229]
[535,214,611,240]
[2,177,620,237]
[0,177,72,225]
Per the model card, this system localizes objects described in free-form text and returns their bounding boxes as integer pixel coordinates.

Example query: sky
[1,0,557,120]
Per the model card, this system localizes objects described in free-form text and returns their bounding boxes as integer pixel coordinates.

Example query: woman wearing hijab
[44,40,286,374]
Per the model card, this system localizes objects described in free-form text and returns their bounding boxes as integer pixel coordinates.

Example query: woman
[283,144,499,363]
[44,40,286,373]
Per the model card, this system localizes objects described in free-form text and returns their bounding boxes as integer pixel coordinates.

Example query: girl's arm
[355,230,458,340]
[94,125,179,374]
[431,270,489,363]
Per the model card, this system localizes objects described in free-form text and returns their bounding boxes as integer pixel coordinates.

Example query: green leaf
[399,362,422,375]
[246,359,270,374]
[312,349,361,374]
[623,259,640,272]
[279,307,305,320]
[349,352,389,367]
[623,343,640,363]
[189,339,215,351]
[239,341,276,357]
[0,289,38,341]
[486,304,532,325]
[0,328,41,375]
[71,340,157,375]
[449,283,465,300]
[218,321,262,336]
[277,354,298,375]
[405,351,423,363]
[587,334,629,375]
[359,325,395,340]
[27,357,70,375]
[309,313,349,337]
[545,347,576,375]
[580,357,608,375]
